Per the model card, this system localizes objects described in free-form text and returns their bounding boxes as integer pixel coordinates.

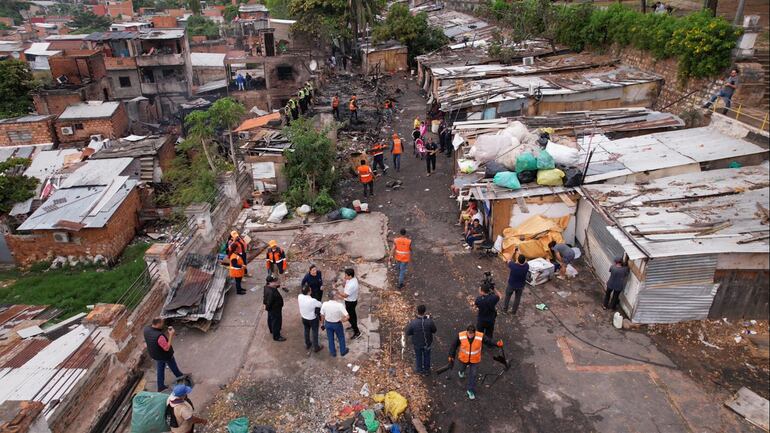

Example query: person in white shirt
[320,290,350,357]
[298,285,323,353]
[338,268,361,340]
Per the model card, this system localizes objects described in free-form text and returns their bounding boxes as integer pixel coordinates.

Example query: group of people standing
[283,81,315,123]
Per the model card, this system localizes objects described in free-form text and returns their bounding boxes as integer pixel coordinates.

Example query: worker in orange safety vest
[389,228,411,288]
[331,94,340,120]
[391,133,403,172]
[229,252,246,295]
[357,160,374,198]
[228,230,248,264]
[265,240,287,277]
[349,95,358,123]
[368,141,387,175]
[448,324,503,400]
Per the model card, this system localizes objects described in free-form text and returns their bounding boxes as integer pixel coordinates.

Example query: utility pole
[733,0,746,25]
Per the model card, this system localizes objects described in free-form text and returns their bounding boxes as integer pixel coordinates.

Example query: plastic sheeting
[500,214,568,261]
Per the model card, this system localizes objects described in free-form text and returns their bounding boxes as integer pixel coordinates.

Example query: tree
[223,4,239,21]
[265,0,291,19]
[0,158,38,215]
[186,15,220,39]
[208,98,246,174]
[188,0,202,14]
[183,110,218,173]
[372,4,448,64]
[68,11,112,34]
[289,0,351,43]
[348,0,382,47]
[0,0,30,25]
[0,60,40,118]
[282,118,337,213]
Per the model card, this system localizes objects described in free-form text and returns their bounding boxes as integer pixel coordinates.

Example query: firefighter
[331,94,340,120]
[229,251,246,295]
[357,159,374,198]
[266,240,287,276]
[368,141,387,175]
[448,324,503,400]
[349,94,359,123]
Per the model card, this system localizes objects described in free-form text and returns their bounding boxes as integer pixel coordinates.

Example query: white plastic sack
[545,141,580,167]
[470,134,509,163]
[571,247,581,260]
[296,204,312,216]
[267,202,288,223]
[566,264,578,278]
[503,121,529,142]
[453,133,465,150]
[458,159,479,174]
[494,137,522,170]
[493,235,503,253]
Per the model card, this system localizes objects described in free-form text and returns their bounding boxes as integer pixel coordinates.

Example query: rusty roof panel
[1,339,52,368]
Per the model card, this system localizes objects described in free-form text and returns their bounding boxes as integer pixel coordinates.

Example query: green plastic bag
[130,392,169,433]
[536,150,555,170]
[536,168,565,186]
[492,171,521,190]
[361,409,380,432]
[339,207,357,220]
[515,152,537,172]
[227,417,249,433]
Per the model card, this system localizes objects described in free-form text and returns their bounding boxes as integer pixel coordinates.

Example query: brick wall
[107,0,134,17]
[0,116,56,146]
[151,15,179,28]
[33,91,83,116]
[157,135,176,172]
[56,103,130,145]
[6,187,141,266]
[48,51,107,85]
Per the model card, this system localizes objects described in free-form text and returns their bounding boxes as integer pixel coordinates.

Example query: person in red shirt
[357,160,374,197]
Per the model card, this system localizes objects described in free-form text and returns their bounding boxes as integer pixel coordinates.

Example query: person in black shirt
[404,304,437,375]
[474,281,500,338]
[263,275,286,341]
[425,139,438,176]
[301,264,324,301]
[503,254,529,315]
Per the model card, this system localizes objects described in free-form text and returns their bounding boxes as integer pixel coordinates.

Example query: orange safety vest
[393,236,411,263]
[228,237,245,255]
[332,96,339,108]
[384,100,392,109]
[357,165,373,183]
[458,331,484,364]
[229,253,245,279]
[349,98,357,111]
[265,247,287,270]
[392,138,402,155]
[370,143,385,156]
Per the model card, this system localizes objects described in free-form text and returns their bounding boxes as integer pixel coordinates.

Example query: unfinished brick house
[6,158,142,265]
[226,53,313,111]
[0,115,57,147]
[55,101,129,146]
[33,50,112,116]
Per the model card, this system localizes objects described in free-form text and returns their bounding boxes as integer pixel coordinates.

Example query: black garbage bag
[484,161,507,178]
[252,426,277,433]
[517,170,537,184]
[325,210,342,221]
[563,168,583,187]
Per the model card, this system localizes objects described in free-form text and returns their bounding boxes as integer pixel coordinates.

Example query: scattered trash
[352,365,361,373]
[698,332,723,350]
[556,291,571,298]
[565,264,579,278]
[361,409,380,432]
[296,204,312,216]
[424,188,430,191]
[373,391,408,420]
[226,417,249,433]
[734,335,743,343]
[613,312,623,329]
[535,303,549,311]
[360,383,370,397]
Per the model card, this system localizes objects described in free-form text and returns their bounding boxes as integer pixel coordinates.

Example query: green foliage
[209,97,246,132]
[223,4,239,21]
[482,1,741,79]
[188,0,201,14]
[0,60,40,117]
[186,15,220,39]
[132,0,186,12]
[372,4,448,64]
[282,118,337,212]
[162,151,218,206]
[0,243,150,317]
[265,0,291,19]
[0,0,29,25]
[0,158,38,215]
[289,0,351,42]
[68,11,112,34]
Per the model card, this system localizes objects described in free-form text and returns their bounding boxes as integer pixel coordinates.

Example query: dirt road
[337,74,762,433]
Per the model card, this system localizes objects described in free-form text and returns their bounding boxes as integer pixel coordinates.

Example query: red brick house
[0,115,57,147]
[55,101,129,146]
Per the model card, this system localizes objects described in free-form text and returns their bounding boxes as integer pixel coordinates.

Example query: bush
[483,1,741,79]
[282,118,337,213]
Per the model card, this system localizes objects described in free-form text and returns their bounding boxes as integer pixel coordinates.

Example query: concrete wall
[0,117,56,146]
[108,69,142,99]
[55,103,130,145]
[6,187,141,266]
[193,65,226,86]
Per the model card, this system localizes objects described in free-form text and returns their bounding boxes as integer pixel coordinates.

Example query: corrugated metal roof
[583,165,770,257]
[0,41,24,52]
[24,42,61,56]
[0,305,49,336]
[579,127,768,183]
[23,149,81,181]
[83,31,138,41]
[17,178,137,231]
[2,340,51,368]
[194,79,228,94]
[239,4,268,12]
[0,114,52,124]
[59,157,135,188]
[58,101,121,120]
[138,29,185,39]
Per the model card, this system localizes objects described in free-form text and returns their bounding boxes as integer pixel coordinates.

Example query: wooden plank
[724,387,769,432]
[491,199,514,241]
[516,197,529,213]
[557,192,576,207]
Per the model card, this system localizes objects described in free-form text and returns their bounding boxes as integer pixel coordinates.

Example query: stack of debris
[161,254,228,331]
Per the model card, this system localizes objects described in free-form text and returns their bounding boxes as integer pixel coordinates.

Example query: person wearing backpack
[166,385,207,433]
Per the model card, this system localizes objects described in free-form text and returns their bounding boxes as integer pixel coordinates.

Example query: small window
[142,69,155,83]
[162,69,175,78]
[118,76,131,87]
[74,123,84,130]
[7,131,32,143]
[276,65,293,81]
